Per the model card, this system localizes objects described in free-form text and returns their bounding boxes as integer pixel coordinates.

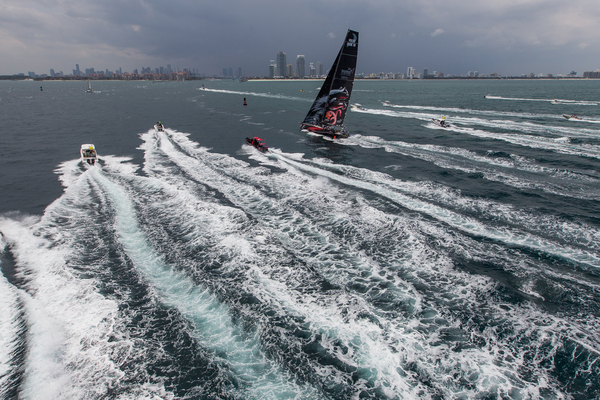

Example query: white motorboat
[432,116,450,128]
[80,144,97,166]
[154,122,165,132]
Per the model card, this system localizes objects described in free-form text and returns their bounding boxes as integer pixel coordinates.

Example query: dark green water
[0,78,599,399]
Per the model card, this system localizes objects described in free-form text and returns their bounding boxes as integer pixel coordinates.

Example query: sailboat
[300,29,359,139]
[85,80,92,93]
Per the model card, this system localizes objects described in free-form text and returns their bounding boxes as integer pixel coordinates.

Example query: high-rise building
[286,64,293,78]
[223,68,228,77]
[317,62,323,77]
[276,51,286,77]
[73,64,81,76]
[309,63,316,77]
[407,67,415,79]
[50,69,55,77]
[423,68,429,78]
[296,55,305,78]
[269,60,276,78]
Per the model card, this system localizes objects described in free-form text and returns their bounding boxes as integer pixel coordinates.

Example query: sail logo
[346,33,358,47]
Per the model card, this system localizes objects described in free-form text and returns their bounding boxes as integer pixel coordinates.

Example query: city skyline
[15,58,596,81]
[8,54,596,82]
[1,0,599,78]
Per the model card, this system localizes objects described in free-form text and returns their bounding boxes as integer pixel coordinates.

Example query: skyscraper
[276,51,286,78]
[269,60,276,78]
[309,63,316,77]
[296,55,305,78]
[317,62,323,77]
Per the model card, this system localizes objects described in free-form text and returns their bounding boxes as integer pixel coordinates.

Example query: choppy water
[1,79,599,399]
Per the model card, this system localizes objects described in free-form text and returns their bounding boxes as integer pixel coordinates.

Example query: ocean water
[0,78,599,399]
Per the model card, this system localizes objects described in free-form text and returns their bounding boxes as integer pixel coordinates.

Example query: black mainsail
[300,29,358,138]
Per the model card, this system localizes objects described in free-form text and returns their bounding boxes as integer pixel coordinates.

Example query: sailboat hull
[301,123,349,139]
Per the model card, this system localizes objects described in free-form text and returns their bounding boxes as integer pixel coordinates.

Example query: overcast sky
[2,0,599,77]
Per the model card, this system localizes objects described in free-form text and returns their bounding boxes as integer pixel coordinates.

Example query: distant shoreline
[1,75,597,82]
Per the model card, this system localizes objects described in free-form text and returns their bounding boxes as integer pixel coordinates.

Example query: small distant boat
[563,114,581,120]
[552,99,561,104]
[245,137,268,152]
[154,122,165,132]
[239,77,248,83]
[432,116,450,128]
[80,144,97,166]
[300,29,359,139]
[351,104,366,111]
[85,80,92,93]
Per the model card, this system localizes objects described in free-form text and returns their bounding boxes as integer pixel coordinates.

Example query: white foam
[136,129,582,397]
[345,132,600,200]
[364,105,600,139]
[9,126,586,398]
[484,95,599,106]
[89,167,321,399]
[0,237,23,396]
[272,153,600,270]
[0,216,146,399]
[201,87,310,102]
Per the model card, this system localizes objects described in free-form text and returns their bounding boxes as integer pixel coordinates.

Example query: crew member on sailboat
[300,29,359,139]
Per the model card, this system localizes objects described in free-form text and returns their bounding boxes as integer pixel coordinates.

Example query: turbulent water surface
[0,79,599,399]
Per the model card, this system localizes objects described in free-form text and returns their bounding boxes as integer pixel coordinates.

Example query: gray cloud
[1,0,599,77]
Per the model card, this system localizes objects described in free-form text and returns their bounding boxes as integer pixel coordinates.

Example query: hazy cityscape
[5,56,600,81]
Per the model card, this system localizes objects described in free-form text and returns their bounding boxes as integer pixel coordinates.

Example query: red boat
[245,137,268,152]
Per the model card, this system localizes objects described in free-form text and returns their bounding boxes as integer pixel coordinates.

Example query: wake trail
[347,134,600,200]
[355,106,600,160]
[144,130,546,397]
[141,129,597,398]
[270,152,600,270]
[201,88,310,102]
[90,166,323,400]
[0,205,145,400]
[0,239,27,400]
[484,95,599,106]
